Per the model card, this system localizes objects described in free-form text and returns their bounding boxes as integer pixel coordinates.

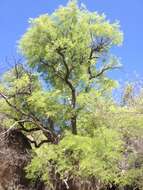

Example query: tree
[19,0,123,135]
[1,1,143,190]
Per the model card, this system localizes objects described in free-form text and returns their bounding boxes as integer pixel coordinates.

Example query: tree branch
[87,37,112,80]
[0,92,58,142]
[39,50,77,135]
[88,64,120,80]
[27,138,51,148]
[0,92,28,116]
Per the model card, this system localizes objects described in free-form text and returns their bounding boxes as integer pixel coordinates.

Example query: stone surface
[0,128,45,190]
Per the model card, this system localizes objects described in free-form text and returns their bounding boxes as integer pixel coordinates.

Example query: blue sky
[0,0,143,81]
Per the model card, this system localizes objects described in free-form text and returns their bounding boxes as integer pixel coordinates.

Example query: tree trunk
[71,115,77,135]
[71,88,77,135]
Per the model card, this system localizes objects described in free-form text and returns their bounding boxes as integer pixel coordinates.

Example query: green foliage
[19,0,123,92]
[0,1,143,190]
[26,98,143,188]
[26,127,124,185]
[19,0,123,136]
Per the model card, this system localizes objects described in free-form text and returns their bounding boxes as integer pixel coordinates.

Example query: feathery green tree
[1,1,143,190]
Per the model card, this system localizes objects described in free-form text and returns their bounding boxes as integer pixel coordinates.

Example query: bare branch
[0,92,58,142]
[0,92,28,116]
[0,120,27,138]
[87,37,112,80]
[89,64,120,80]
[27,138,51,148]
[95,65,120,78]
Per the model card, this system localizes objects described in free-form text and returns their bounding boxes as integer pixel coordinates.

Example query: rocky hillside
[0,128,45,190]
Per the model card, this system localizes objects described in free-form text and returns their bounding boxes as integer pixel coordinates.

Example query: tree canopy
[19,0,123,135]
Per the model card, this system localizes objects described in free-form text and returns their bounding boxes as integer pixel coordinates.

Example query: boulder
[0,128,45,190]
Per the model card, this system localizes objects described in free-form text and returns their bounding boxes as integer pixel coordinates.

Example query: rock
[0,128,45,190]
